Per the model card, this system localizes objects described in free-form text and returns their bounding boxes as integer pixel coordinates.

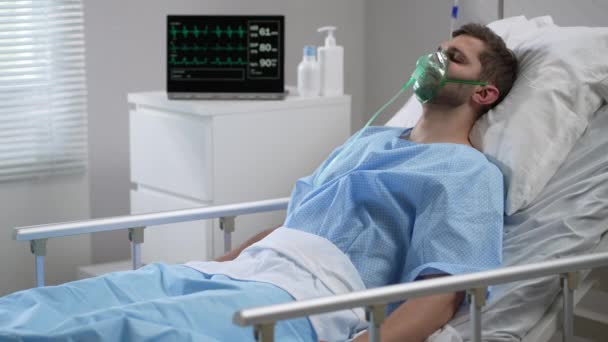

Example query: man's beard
[427,84,472,108]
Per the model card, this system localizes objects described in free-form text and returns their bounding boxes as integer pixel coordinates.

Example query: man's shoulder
[462,149,503,177]
[456,151,504,191]
[429,145,504,182]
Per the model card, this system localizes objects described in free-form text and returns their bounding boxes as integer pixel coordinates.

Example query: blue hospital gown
[285,126,504,291]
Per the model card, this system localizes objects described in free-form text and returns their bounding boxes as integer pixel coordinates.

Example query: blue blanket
[0,263,315,341]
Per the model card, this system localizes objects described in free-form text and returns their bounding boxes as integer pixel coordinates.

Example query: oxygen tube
[312,50,487,187]
[313,78,415,187]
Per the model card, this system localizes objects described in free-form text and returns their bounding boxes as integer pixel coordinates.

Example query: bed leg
[366,304,386,342]
[30,239,47,287]
[467,287,486,342]
[253,322,275,342]
[561,272,579,342]
[129,227,145,270]
[220,216,235,253]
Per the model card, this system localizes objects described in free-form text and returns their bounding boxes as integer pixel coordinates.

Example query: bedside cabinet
[128,90,351,264]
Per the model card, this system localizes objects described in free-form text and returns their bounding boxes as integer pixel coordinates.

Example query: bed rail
[13,197,290,287]
[234,252,608,342]
[13,196,607,342]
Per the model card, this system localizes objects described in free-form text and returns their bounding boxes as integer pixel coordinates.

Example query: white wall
[0,174,90,295]
[83,0,366,263]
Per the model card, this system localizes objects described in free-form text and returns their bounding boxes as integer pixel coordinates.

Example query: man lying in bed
[0,24,517,342]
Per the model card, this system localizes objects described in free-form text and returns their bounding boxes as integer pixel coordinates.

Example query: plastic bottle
[297,45,321,97]
[317,26,344,96]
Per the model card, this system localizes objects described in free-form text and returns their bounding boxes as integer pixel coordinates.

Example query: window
[0,0,87,182]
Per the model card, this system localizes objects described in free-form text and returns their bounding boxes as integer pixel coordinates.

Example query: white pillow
[471,19,608,214]
[387,16,608,215]
[385,95,421,128]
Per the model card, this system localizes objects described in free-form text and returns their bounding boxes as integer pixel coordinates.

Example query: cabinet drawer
[130,107,213,200]
[130,188,214,264]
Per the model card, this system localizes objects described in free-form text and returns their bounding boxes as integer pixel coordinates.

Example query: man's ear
[472,84,499,106]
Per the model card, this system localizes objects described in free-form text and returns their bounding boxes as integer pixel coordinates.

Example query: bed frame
[13,197,608,342]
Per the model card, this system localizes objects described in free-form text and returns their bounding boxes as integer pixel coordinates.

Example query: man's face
[428,35,486,107]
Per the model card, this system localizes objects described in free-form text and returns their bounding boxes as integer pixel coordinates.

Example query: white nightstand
[127,90,351,264]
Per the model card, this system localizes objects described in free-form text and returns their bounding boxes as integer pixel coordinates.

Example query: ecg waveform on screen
[169,25,247,40]
[169,56,248,66]
[168,17,281,81]
[169,42,247,53]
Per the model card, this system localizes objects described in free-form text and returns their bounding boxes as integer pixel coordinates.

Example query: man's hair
[452,23,518,115]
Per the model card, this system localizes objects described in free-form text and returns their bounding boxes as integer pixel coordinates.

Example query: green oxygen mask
[412,50,488,103]
[312,50,487,187]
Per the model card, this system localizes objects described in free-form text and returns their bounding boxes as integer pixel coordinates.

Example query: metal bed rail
[13,197,290,287]
[235,252,608,342]
[13,195,608,342]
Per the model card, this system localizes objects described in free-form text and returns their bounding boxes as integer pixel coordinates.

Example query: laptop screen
[167,15,284,94]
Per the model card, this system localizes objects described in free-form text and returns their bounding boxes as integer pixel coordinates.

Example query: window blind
[0,0,88,182]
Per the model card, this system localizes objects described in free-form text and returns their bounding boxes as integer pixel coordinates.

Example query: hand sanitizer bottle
[317,26,344,96]
[297,45,321,97]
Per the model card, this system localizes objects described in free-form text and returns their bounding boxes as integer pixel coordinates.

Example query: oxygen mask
[412,50,487,103]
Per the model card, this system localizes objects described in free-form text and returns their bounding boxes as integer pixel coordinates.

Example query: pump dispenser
[317,26,344,96]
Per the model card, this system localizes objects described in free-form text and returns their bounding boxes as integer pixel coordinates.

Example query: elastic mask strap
[444,78,487,86]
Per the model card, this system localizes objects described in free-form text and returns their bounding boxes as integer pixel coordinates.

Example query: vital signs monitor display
[167,15,284,97]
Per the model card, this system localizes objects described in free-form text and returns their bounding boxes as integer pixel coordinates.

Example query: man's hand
[352,275,464,342]
[214,226,279,262]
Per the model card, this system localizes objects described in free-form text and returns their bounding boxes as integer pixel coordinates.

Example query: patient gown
[286,126,504,292]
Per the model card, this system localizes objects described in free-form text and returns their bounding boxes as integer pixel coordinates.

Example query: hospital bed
[11,16,608,342]
[11,100,608,342]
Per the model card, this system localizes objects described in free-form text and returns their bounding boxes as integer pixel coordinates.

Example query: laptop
[167,15,286,100]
